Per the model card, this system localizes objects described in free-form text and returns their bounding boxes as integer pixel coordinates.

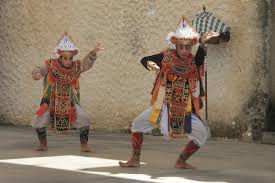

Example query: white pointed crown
[166,16,200,49]
[53,32,79,57]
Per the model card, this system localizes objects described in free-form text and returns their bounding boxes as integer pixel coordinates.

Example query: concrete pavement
[0,125,274,183]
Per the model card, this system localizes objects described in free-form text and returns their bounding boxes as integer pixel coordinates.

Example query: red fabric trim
[70,106,76,123]
[132,132,143,155]
[183,140,200,158]
[36,103,49,117]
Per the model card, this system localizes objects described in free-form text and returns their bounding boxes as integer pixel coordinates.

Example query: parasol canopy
[192,6,231,44]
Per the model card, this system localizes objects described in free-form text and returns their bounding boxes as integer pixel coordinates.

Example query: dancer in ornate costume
[31,32,104,152]
[119,16,219,169]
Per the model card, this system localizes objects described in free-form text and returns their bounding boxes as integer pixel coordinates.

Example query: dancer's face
[176,45,192,59]
[60,51,74,67]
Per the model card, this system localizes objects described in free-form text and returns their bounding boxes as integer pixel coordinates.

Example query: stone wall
[0,0,270,137]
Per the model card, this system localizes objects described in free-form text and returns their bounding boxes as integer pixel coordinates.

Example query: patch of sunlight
[0,156,227,183]
[79,171,228,183]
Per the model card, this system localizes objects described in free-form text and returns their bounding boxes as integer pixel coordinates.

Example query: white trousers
[131,105,209,146]
[31,104,91,129]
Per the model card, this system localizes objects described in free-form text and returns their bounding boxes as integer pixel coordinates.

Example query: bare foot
[175,161,195,169]
[34,144,47,151]
[119,157,140,167]
[81,144,95,152]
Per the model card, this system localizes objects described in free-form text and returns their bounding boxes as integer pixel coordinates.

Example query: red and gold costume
[119,16,209,168]
[31,32,98,148]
